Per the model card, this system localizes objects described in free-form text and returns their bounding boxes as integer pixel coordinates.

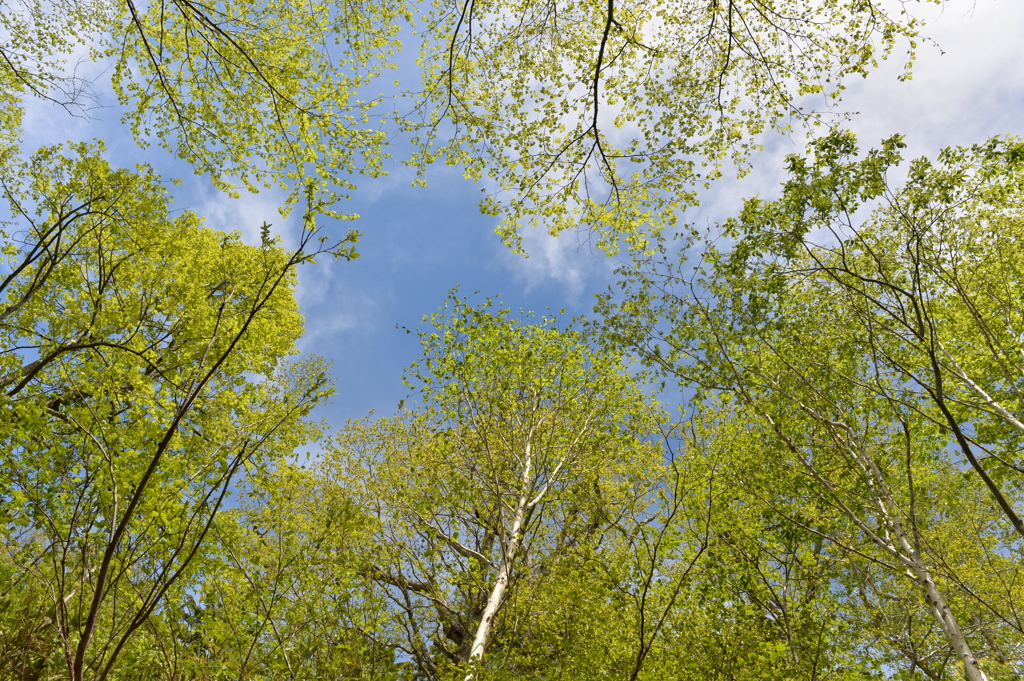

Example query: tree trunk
[465,442,536,678]
[907,558,990,681]
[466,493,526,671]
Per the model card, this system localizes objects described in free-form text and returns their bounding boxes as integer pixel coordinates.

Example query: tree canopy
[4,0,933,236]
[411,0,936,251]
[2,0,1021,679]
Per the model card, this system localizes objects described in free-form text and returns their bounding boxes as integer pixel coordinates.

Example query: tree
[670,413,877,681]
[312,290,985,681]
[598,133,1024,680]
[0,141,336,681]
[165,464,399,680]
[714,132,1024,542]
[410,0,938,251]
[324,295,669,678]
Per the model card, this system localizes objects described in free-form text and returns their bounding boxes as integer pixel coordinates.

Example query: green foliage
[1,0,409,222]
[599,133,1024,679]
[112,0,410,218]
[167,464,399,680]
[0,142,332,680]
[409,0,937,252]
[0,0,112,108]
[2,0,941,245]
[3,0,1018,677]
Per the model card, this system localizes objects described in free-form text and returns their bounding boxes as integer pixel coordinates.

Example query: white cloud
[295,277,380,350]
[837,0,1024,155]
[195,185,300,249]
[497,226,618,300]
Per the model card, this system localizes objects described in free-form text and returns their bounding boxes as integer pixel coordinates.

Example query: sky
[19,0,1024,435]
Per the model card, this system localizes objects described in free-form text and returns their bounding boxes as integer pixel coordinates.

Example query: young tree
[714,133,1024,541]
[0,141,337,681]
[164,464,398,681]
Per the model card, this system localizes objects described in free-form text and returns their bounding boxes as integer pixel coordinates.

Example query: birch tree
[708,132,1024,541]
[603,279,1007,680]
[326,295,666,678]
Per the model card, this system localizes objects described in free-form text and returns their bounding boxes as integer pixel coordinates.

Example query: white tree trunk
[783,411,991,681]
[911,563,990,681]
[467,495,525,665]
[848,425,991,681]
[465,443,535,678]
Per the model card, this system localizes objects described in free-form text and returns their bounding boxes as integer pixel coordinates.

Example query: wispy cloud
[196,186,299,248]
[497,226,617,300]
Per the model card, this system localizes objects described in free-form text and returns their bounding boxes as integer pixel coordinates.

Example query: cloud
[497,226,617,300]
[295,279,380,351]
[837,0,1024,154]
[190,180,312,251]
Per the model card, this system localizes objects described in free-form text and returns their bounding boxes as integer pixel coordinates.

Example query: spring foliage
[2,0,1020,678]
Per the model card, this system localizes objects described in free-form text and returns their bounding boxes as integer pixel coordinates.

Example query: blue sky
[20,0,1024,433]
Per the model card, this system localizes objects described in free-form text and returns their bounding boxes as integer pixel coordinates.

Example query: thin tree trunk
[465,443,534,678]
[849,424,991,681]
[772,410,991,681]
[467,494,525,665]
[910,563,989,681]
